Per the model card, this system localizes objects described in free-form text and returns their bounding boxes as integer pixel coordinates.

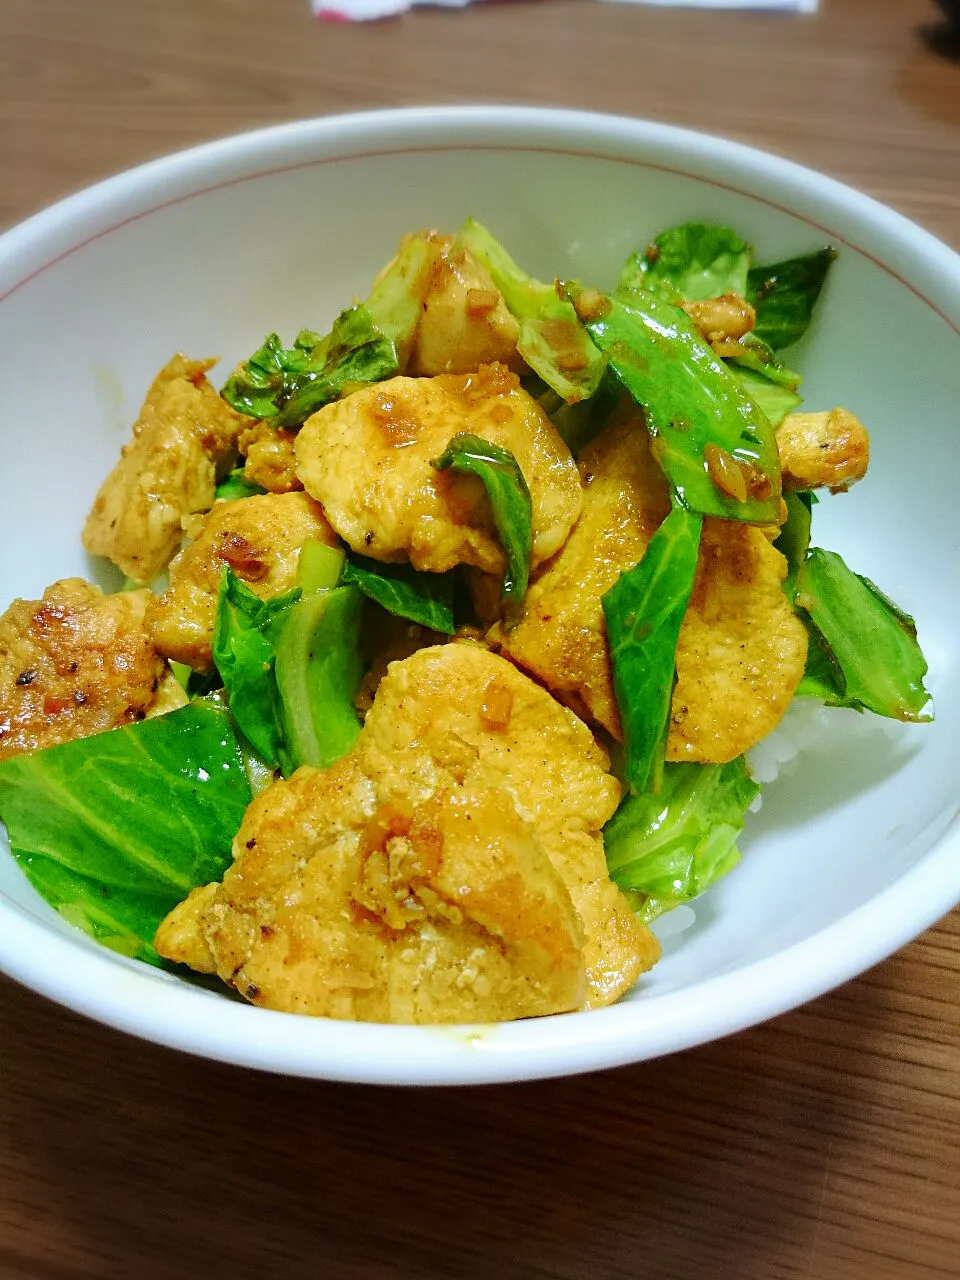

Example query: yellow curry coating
[776,407,870,493]
[82,355,248,584]
[158,762,587,1022]
[404,232,523,376]
[238,421,304,494]
[489,403,670,732]
[294,363,582,575]
[0,579,168,761]
[669,519,808,763]
[358,644,656,1007]
[148,491,337,672]
[155,644,658,1022]
[491,409,809,763]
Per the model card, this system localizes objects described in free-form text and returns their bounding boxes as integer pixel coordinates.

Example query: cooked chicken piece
[406,233,523,376]
[82,355,249,584]
[147,491,337,672]
[154,881,219,974]
[490,405,670,733]
[353,618,446,719]
[776,407,870,492]
[361,644,618,838]
[669,519,808,763]
[0,579,167,761]
[683,293,757,353]
[490,411,808,761]
[156,644,658,1020]
[238,422,303,494]
[360,644,658,1005]
[295,363,582,575]
[159,762,586,1022]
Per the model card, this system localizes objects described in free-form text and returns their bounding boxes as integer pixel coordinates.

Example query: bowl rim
[1,104,959,1085]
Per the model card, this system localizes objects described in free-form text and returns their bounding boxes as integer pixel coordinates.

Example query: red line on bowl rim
[1,140,959,338]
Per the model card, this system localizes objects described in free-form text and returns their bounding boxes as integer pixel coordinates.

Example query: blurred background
[1,2,958,1278]
[4,0,960,242]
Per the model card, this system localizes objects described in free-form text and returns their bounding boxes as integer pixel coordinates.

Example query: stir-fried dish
[0,220,932,1023]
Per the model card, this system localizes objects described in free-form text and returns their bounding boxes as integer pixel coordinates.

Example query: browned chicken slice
[360,644,618,838]
[490,411,808,762]
[383,648,660,1006]
[406,233,523,376]
[490,406,670,733]
[353,618,446,719]
[0,579,168,761]
[156,644,658,1020]
[360,644,658,1006]
[295,363,582,575]
[155,882,219,974]
[370,646,655,1004]
[238,422,303,494]
[147,491,337,672]
[669,519,808,763]
[158,763,586,1022]
[776,407,870,492]
[82,355,249,583]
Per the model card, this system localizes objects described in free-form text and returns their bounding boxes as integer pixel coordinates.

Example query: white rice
[653,699,909,935]
[745,697,906,785]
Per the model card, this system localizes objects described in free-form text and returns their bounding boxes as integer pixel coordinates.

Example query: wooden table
[1,1,958,1275]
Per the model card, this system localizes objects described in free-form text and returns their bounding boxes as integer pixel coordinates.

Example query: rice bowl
[0,107,957,1083]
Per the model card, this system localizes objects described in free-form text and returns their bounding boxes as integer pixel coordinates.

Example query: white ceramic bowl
[1,107,958,1085]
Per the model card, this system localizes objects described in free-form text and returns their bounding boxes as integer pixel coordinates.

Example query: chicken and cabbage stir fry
[0,221,931,1024]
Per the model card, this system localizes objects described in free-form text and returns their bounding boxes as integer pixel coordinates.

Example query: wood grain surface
[1,0,959,1276]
